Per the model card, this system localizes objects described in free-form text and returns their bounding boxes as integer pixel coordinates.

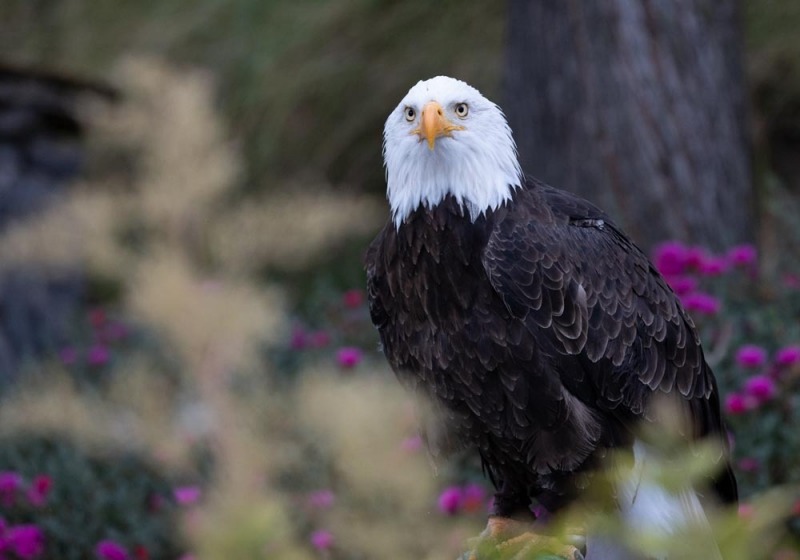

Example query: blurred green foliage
[0,434,185,559]
[0,0,503,192]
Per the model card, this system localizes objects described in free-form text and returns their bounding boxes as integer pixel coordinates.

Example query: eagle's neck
[385,145,522,229]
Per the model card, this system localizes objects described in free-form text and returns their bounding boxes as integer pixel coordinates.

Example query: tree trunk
[504,0,753,252]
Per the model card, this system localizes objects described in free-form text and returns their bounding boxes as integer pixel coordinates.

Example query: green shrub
[0,434,186,560]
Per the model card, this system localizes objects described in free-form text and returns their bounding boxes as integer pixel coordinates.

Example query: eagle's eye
[455,103,469,118]
[404,107,416,122]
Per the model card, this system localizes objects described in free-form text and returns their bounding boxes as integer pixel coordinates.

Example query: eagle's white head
[383,76,523,228]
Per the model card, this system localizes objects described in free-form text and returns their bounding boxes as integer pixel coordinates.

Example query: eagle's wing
[364,229,388,331]
[482,181,714,423]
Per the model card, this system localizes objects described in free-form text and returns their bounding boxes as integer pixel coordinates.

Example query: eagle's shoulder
[512,176,614,228]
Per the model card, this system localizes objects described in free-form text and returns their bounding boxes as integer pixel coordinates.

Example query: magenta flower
[776,345,800,367]
[698,256,728,277]
[310,530,334,550]
[744,375,776,403]
[737,457,760,472]
[336,347,363,368]
[783,274,800,290]
[437,486,463,515]
[725,393,750,416]
[342,289,365,309]
[309,330,331,348]
[290,326,308,350]
[6,524,44,559]
[88,308,107,328]
[307,490,335,510]
[727,244,757,267]
[653,242,687,276]
[26,475,52,507]
[665,276,697,296]
[147,493,165,512]
[173,486,201,506]
[0,472,21,507]
[87,344,110,367]
[100,322,129,343]
[736,345,768,368]
[95,540,129,560]
[683,246,707,270]
[461,483,487,513]
[682,292,721,315]
[738,503,754,519]
[58,346,78,366]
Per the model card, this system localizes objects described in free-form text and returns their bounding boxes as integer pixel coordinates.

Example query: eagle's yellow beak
[413,101,465,150]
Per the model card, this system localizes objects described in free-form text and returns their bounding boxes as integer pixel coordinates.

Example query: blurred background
[0,0,799,558]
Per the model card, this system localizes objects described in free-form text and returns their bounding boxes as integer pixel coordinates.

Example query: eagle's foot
[464,517,583,560]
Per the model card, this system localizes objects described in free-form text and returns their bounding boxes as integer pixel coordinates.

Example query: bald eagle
[365,76,736,557]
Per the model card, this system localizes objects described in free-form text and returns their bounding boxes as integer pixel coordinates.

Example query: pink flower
[342,289,365,309]
[87,344,110,367]
[6,524,44,559]
[437,486,463,515]
[26,475,52,507]
[684,246,708,270]
[307,490,335,510]
[290,326,308,350]
[100,322,129,343]
[58,347,78,365]
[400,435,423,453]
[653,242,688,276]
[744,375,776,403]
[95,540,129,560]
[783,274,800,290]
[147,493,165,512]
[309,330,331,348]
[461,483,487,513]
[682,292,720,315]
[336,347,363,368]
[776,346,800,367]
[738,503,754,519]
[736,345,768,368]
[310,530,333,550]
[737,457,760,472]
[0,472,21,507]
[531,504,549,520]
[88,308,107,328]
[727,244,757,267]
[725,393,751,415]
[173,486,201,506]
[698,256,728,277]
[665,276,697,296]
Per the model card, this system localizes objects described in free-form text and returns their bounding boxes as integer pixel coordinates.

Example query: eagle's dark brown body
[365,178,736,516]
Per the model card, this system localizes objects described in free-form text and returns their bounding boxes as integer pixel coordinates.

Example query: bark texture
[504,0,753,251]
